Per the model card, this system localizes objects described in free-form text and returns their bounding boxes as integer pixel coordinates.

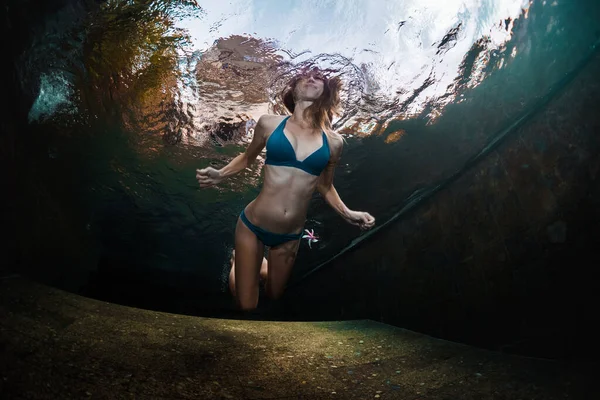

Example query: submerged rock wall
[284,49,600,361]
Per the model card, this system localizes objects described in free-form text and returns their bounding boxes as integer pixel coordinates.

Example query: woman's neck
[290,100,315,130]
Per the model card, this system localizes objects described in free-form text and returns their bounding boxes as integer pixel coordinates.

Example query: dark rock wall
[284,51,600,361]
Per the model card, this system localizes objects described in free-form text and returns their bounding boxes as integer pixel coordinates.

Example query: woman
[196,68,375,310]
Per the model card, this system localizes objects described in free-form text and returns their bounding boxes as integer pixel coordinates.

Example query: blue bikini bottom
[239,210,302,247]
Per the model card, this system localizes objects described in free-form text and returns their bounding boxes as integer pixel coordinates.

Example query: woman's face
[294,70,325,101]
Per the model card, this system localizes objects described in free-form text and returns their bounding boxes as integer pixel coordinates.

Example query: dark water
[9,0,600,316]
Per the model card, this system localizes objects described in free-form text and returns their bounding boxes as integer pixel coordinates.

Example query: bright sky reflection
[179,0,529,118]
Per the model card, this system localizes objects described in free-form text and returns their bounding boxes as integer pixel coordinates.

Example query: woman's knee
[237,297,258,311]
[265,284,285,300]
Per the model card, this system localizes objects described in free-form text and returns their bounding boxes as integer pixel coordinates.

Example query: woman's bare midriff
[244,165,319,235]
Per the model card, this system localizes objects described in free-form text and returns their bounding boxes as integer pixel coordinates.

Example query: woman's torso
[244,116,330,234]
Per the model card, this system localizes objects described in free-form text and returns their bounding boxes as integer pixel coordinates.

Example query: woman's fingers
[196,169,212,180]
[196,172,215,187]
[362,214,375,224]
[196,168,213,178]
[196,168,219,189]
[359,214,375,230]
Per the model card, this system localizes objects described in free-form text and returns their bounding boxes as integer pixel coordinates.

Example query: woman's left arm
[316,137,376,230]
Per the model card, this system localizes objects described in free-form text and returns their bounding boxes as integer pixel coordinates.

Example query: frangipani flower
[302,229,319,249]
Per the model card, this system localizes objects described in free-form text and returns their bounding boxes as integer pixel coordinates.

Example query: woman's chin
[299,94,322,102]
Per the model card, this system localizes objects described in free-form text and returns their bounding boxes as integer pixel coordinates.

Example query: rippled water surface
[16,0,600,313]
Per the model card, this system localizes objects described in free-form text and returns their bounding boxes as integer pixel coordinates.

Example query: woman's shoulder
[326,130,344,156]
[254,114,287,139]
[257,114,286,127]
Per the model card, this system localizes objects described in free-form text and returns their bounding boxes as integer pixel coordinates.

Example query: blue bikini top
[265,116,330,176]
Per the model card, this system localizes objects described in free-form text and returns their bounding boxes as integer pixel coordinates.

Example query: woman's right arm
[196,115,271,188]
[219,116,270,178]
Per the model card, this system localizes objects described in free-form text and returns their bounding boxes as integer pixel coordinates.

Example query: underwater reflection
[28,0,530,148]
[178,0,529,139]
[22,0,584,305]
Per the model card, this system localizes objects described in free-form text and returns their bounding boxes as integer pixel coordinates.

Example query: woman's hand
[344,210,376,230]
[196,167,223,188]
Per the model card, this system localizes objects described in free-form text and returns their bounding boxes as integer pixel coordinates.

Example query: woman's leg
[265,238,301,300]
[228,217,265,310]
[229,251,268,295]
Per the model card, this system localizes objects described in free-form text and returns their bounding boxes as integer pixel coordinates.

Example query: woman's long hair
[281,68,344,142]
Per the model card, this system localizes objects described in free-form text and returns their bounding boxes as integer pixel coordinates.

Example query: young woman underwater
[196,68,375,310]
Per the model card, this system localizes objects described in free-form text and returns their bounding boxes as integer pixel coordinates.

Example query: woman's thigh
[265,238,300,300]
[234,217,265,309]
